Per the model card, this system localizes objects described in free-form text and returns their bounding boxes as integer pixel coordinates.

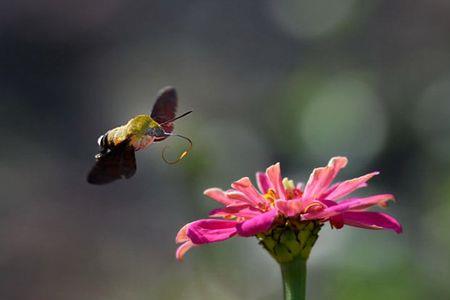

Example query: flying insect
[87,86,192,185]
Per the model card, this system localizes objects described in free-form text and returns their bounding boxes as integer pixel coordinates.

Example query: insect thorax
[100,115,161,150]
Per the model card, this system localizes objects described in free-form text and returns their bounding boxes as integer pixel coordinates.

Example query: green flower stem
[280,256,307,300]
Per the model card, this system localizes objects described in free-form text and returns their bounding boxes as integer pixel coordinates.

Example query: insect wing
[151,86,177,139]
[87,141,137,185]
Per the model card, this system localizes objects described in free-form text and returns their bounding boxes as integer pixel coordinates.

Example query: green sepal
[280,230,301,256]
[274,244,293,263]
[258,219,322,263]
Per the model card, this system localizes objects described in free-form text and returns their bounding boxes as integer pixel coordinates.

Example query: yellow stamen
[263,188,278,204]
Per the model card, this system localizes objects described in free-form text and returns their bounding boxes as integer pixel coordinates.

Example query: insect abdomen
[97,125,125,150]
[97,134,109,148]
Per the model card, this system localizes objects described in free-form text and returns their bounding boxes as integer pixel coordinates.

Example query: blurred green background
[1,1,449,299]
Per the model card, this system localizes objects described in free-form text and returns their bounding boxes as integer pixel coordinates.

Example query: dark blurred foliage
[1,1,449,299]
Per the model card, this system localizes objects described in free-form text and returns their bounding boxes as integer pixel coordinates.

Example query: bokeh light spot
[298,74,388,168]
[414,77,450,162]
[268,0,357,39]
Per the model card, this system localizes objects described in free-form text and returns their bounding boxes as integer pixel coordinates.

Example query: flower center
[282,177,303,200]
[263,188,278,203]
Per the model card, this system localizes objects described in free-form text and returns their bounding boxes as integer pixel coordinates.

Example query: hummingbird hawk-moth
[87,86,192,185]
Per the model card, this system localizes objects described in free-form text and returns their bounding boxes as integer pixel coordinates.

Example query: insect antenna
[161,133,193,164]
[160,110,193,125]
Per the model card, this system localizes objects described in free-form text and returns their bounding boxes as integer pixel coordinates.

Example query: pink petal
[303,194,395,220]
[276,198,329,217]
[342,211,402,233]
[326,171,379,200]
[204,188,243,206]
[339,194,395,211]
[209,205,263,219]
[256,172,271,194]
[330,214,344,229]
[176,222,191,243]
[322,181,368,199]
[176,241,195,261]
[266,163,286,199]
[320,199,338,207]
[303,157,348,200]
[187,219,238,244]
[231,177,265,206]
[275,199,304,217]
[236,210,278,237]
[225,190,251,205]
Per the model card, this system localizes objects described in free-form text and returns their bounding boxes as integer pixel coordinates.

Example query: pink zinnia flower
[176,157,402,261]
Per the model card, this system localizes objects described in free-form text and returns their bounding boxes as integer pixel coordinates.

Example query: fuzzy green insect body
[101,115,162,152]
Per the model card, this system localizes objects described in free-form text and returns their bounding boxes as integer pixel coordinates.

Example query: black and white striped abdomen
[97,133,111,149]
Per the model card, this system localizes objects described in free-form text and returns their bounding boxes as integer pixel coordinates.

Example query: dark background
[1,1,449,299]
